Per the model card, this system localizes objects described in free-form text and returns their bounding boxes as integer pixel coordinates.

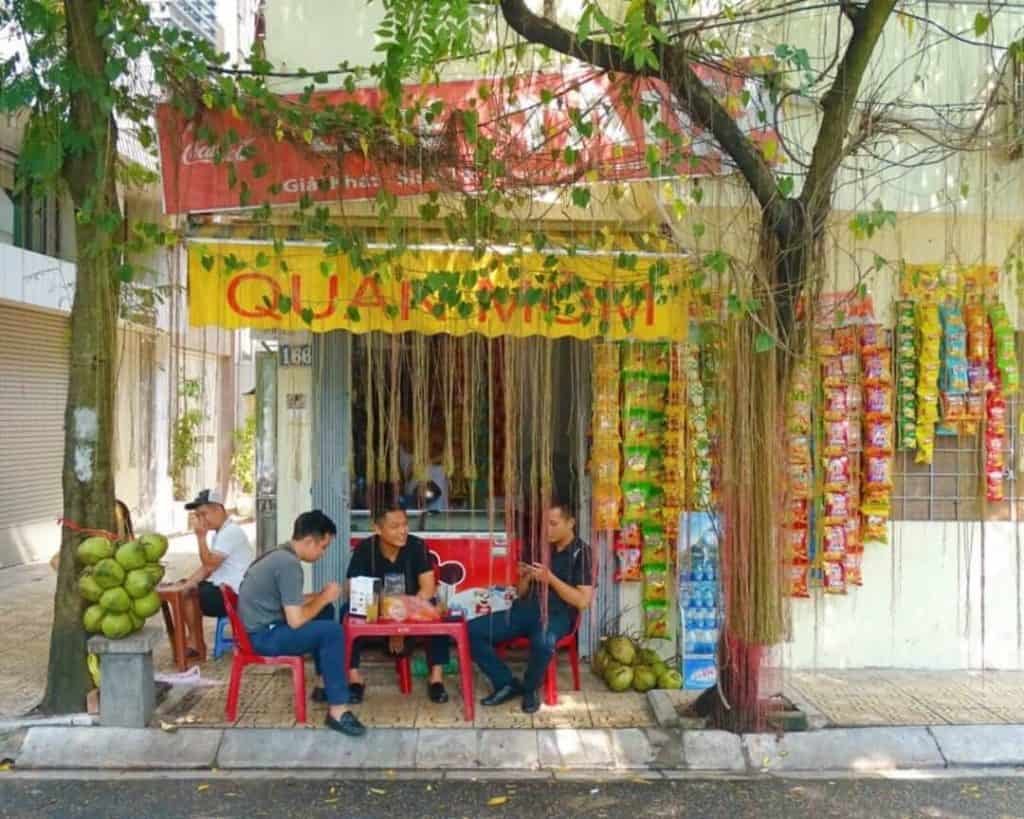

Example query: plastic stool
[213,616,235,659]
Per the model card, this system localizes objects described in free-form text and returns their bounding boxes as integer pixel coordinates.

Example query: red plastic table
[343,615,475,721]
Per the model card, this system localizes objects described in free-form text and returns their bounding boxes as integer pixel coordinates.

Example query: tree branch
[800,0,897,220]
[498,0,792,235]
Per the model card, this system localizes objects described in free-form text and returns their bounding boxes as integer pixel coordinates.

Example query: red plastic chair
[221,585,307,724]
[496,614,582,706]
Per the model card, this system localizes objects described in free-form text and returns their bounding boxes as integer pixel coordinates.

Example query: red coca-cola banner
[157,66,778,215]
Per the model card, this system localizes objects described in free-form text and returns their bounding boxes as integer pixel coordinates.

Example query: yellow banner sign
[188,242,689,341]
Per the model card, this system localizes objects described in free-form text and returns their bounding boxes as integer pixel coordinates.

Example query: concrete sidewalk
[5,723,1024,776]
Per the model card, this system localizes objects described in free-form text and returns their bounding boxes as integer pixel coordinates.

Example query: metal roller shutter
[0,302,69,563]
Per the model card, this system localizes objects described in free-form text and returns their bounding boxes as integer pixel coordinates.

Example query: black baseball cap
[184,488,226,510]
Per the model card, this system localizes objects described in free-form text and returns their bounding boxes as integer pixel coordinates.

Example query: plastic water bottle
[684,631,697,655]
[703,608,717,629]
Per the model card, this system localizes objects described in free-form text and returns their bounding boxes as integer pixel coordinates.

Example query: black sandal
[348,683,365,704]
[428,682,449,704]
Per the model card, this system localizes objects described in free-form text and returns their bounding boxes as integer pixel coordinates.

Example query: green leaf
[571,187,591,208]
[778,176,795,197]
[116,263,134,283]
[973,12,990,36]
[754,331,775,353]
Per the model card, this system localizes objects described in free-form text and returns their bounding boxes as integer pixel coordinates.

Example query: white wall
[783,522,1024,670]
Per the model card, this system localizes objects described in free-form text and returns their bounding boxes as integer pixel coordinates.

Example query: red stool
[221,586,307,724]
[497,617,582,706]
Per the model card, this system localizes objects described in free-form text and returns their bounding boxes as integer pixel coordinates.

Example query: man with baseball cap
[174,488,254,656]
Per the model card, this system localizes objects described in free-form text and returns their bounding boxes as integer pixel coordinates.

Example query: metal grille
[892,393,1022,522]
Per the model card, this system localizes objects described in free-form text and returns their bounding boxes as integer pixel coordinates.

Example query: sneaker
[428,682,449,704]
[325,711,367,738]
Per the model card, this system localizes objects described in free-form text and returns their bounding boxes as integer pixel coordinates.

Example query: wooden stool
[157,585,206,671]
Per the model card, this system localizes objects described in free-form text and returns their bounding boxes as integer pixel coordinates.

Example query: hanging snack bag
[593,485,621,531]
[623,446,662,482]
[614,541,642,582]
[787,527,810,562]
[865,455,893,491]
[825,387,848,421]
[824,491,849,524]
[865,385,893,419]
[862,513,888,544]
[862,351,892,385]
[823,560,847,595]
[824,420,849,457]
[822,525,846,561]
[844,552,863,586]
[860,323,884,353]
[643,569,668,604]
[824,455,850,490]
[644,603,670,639]
[788,563,810,598]
[865,419,893,454]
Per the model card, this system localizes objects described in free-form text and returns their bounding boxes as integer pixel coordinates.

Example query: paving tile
[745,727,944,772]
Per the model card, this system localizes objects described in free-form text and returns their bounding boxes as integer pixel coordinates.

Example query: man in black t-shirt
[346,504,451,704]
[468,502,594,714]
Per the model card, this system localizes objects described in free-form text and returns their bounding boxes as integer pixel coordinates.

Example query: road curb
[10,723,1024,775]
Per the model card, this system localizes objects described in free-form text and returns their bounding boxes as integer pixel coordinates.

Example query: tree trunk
[39,0,121,715]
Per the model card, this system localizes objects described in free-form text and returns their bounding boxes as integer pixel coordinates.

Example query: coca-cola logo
[180,125,258,166]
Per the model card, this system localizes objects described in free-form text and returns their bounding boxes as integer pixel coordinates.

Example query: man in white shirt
[175,488,254,656]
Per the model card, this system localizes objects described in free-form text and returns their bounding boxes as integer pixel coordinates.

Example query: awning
[188,240,689,341]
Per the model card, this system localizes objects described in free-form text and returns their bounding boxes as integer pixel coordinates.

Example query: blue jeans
[468,599,572,693]
[248,604,349,706]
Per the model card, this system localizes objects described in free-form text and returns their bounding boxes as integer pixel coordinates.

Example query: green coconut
[92,558,125,590]
[82,604,105,633]
[78,570,104,603]
[99,586,132,614]
[592,648,610,676]
[637,648,661,667]
[657,669,683,690]
[124,568,155,599]
[128,610,145,631]
[632,665,657,693]
[604,664,634,692]
[651,660,668,679]
[114,540,148,572]
[139,532,169,562]
[144,563,166,586]
[76,536,114,566]
[101,612,134,640]
[132,590,161,619]
[607,636,637,666]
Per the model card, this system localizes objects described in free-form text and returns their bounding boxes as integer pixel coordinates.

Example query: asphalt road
[2,776,1023,819]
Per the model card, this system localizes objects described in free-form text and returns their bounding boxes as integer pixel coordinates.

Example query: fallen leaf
[0,763,11,772]
[487,796,509,806]
[323,798,339,805]
[159,721,178,733]
[329,786,337,795]
[196,784,209,793]
[629,777,650,785]
[369,788,387,796]
[426,785,433,792]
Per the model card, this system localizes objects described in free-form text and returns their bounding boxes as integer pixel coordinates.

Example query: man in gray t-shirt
[237,510,365,738]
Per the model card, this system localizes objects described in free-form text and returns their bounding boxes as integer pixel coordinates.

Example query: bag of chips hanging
[787,527,809,562]
[865,419,893,454]
[788,563,810,598]
[643,570,668,604]
[822,525,846,561]
[823,560,847,595]
[644,603,671,639]
[614,542,642,582]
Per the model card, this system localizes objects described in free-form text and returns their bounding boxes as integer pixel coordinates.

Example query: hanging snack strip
[819,328,854,595]
[964,302,991,435]
[664,344,687,543]
[915,303,942,465]
[989,302,1020,396]
[861,324,894,551]
[895,301,918,450]
[785,360,813,598]
[593,342,622,533]
[686,345,712,510]
[938,303,969,437]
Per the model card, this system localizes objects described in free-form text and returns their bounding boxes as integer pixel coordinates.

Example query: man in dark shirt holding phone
[468,502,594,713]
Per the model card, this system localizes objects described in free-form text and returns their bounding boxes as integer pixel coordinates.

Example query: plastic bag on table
[380,595,441,623]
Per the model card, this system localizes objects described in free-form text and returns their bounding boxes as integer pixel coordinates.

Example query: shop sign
[188,242,689,341]
[157,64,778,215]
[278,344,312,367]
